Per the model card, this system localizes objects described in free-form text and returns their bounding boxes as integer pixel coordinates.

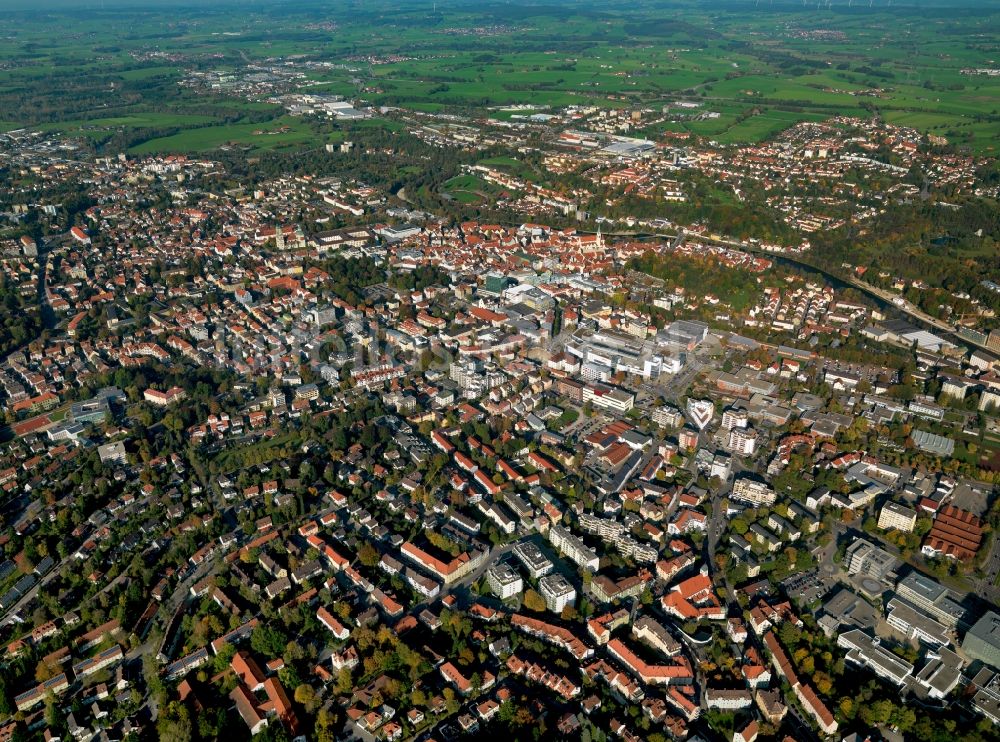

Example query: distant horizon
[1,0,999,10]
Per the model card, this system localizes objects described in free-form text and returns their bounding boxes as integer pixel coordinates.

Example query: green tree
[336,667,353,696]
[0,675,12,716]
[156,701,192,742]
[251,624,289,657]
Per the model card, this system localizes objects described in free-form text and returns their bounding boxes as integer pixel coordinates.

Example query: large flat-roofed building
[895,572,965,628]
[582,383,635,414]
[659,319,708,352]
[566,330,665,379]
[600,137,656,158]
[539,573,576,613]
[548,524,600,572]
[487,563,523,600]
[970,668,1000,725]
[512,541,553,579]
[818,588,878,637]
[886,598,951,646]
[730,476,776,507]
[651,405,683,429]
[837,629,914,686]
[913,646,963,700]
[686,398,715,431]
[379,223,422,242]
[878,501,917,533]
[845,539,899,583]
[728,427,758,457]
[963,611,1000,669]
[97,441,128,466]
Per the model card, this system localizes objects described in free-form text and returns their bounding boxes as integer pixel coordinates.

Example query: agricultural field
[0,0,996,154]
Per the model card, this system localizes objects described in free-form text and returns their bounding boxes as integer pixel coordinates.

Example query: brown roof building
[923,505,983,561]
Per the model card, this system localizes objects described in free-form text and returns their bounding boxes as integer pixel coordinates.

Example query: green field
[443,173,497,204]
[448,190,483,204]
[0,0,996,154]
[476,156,541,182]
[39,113,220,133]
[129,118,322,154]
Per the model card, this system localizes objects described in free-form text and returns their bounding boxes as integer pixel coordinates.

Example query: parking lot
[781,569,834,606]
[948,479,991,517]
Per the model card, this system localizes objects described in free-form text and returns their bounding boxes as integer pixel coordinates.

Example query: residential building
[651,405,683,429]
[539,573,577,613]
[686,398,714,430]
[730,476,776,507]
[512,541,553,578]
[548,524,600,571]
[487,562,523,600]
[878,501,917,533]
[400,541,487,585]
[727,427,758,457]
[704,688,752,710]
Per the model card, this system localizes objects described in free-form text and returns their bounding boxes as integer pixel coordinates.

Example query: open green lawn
[115,66,180,81]
[40,113,220,132]
[476,156,540,181]
[128,118,321,154]
[477,156,523,169]
[443,173,507,204]
[713,109,831,144]
[444,174,486,190]
[448,190,483,204]
[213,430,300,473]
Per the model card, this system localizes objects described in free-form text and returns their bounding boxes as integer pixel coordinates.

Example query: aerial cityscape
[0,0,999,740]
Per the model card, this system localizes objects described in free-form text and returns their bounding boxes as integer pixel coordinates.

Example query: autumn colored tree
[523,588,546,612]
